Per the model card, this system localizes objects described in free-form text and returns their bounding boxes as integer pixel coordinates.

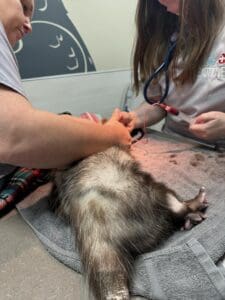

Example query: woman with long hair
[129,0,225,144]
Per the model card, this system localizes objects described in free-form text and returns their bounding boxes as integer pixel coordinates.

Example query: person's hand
[113,109,138,132]
[189,111,225,141]
[104,109,132,147]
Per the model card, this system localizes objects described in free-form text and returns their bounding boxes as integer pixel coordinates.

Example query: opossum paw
[181,186,208,230]
[185,186,208,211]
[181,211,207,230]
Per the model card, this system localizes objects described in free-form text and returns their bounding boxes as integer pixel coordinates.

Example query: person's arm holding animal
[0,0,132,171]
[0,85,132,169]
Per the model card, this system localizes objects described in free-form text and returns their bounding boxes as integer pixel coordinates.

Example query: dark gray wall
[14,0,96,79]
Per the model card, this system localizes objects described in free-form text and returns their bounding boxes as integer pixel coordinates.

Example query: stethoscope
[143,38,178,115]
[130,38,178,142]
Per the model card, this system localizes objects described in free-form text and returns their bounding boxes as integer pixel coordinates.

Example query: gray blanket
[17,131,225,300]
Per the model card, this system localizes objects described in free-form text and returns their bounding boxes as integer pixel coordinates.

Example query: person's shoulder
[0,22,26,98]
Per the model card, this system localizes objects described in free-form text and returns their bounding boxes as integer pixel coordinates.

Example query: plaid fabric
[0,112,100,217]
[0,168,49,217]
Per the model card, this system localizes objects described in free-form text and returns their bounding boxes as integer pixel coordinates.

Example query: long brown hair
[133,0,225,93]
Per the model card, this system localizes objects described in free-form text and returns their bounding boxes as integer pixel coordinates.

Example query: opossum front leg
[167,186,208,230]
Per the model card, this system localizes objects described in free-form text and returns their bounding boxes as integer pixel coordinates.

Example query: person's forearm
[0,86,131,169]
[0,109,124,169]
[134,102,166,128]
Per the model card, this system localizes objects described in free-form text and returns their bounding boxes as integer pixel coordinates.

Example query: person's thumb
[111,108,121,121]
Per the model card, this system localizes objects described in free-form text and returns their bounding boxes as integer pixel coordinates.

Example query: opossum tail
[71,197,132,300]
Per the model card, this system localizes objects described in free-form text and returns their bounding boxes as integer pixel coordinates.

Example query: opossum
[50,145,207,300]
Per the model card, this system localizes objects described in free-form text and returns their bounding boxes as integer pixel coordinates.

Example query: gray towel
[17,132,225,299]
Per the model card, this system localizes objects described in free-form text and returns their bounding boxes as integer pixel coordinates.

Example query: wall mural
[14,0,96,79]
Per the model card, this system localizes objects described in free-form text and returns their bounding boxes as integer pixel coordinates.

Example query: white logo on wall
[14,0,96,79]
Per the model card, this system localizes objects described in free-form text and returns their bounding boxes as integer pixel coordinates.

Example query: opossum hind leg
[182,186,208,230]
[167,186,208,230]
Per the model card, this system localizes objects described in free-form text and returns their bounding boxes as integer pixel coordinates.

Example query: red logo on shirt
[218,53,225,65]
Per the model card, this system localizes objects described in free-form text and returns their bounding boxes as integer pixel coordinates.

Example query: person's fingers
[194,112,216,124]
[111,108,122,121]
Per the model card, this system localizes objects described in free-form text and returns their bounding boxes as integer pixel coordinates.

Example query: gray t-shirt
[0,22,26,178]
